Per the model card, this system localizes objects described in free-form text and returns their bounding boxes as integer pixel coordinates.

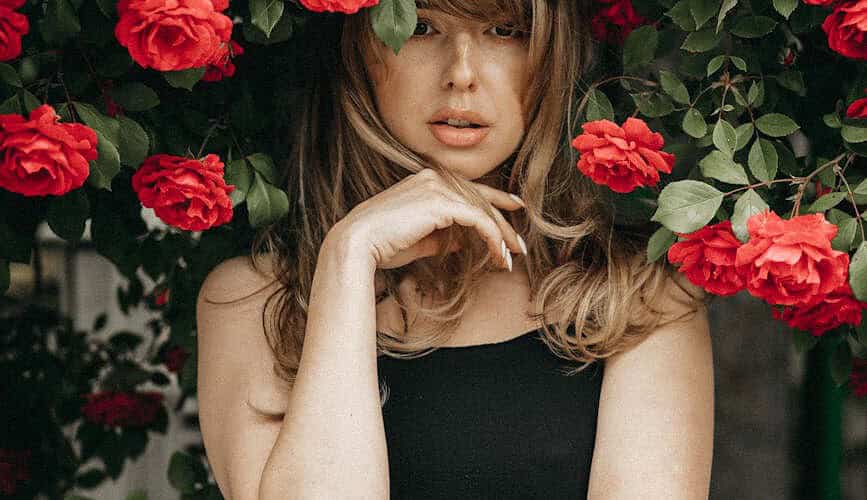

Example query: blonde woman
[196,0,715,498]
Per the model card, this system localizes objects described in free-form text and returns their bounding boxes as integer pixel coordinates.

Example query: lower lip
[428,123,491,147]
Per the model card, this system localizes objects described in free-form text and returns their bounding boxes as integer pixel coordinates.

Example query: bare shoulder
[588,272,714,499]
[196,254,292,499]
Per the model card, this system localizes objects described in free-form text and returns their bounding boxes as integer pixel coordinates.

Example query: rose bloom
[202,40,244,82]
[0,0,28,62]
[571,117,675,193]
[667,220,746,296]
[803,0,839,5]
[81,391,164,428]
[851,357,867,398]
[822,1,867,60]
[0,104,98,197]
[771,281,867,336]
[131,153,234,231]
[847,94,867,118]
[734,210,850,307]
[115,0,233,71]
[590,0,648,45]
[299,0,379,14]
[0,448,31,496]
[163,345,190,373]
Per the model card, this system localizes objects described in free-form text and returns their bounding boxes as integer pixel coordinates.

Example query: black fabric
[377,323,604,499]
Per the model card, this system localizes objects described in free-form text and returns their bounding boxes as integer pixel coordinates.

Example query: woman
[196,0,715,498]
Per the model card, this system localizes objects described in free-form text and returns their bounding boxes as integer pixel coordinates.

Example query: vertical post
[795,338,842,500]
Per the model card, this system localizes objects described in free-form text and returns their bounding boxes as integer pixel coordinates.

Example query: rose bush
[0,0,865,498]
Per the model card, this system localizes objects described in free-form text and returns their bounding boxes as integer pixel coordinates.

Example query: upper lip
[428,108,491,126]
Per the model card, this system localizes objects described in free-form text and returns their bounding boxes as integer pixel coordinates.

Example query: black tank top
[376,323,604,499]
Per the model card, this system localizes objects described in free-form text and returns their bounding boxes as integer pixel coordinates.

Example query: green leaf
[682,108,708,138]
[823,113,842,129]
[747,80,764,106]
[699,150,749,185]
[690,0,721,30]
[246,171,289,228]
[87,130,121,190]
[706,55,726,76]
[734,123,754,151]
[72,101,120,144]
[776,70,805,96]
[163,67,206,91]
[747,138,778,182]
[731,189,769,242]
[168,452,203,494]
[47,189,90,241]
[631,92,675,118]
[0,63,22,87]
[651,180,725,233]
[109,82,160,112]
[731,16,777,38]
[854,178,867,195]
[647,226,677,263]
[842,125,867,143]
[250,0,285,38]
[717,0,739,32]
[370,0,418,55]
[729,56,747,72]
[117,116,150,167]
[224,159,254,207]
[667,0,696,31]
[39,0,82,47]
[831,217,858,252]
[755,113,800,137]
[623,25,658,67]
[791,329,820,353]
[804,192,847,213]
[850,242,867,301]
[712,119,737,157]
[681,28,721,52]
[773,0,798,19]
[659,70,690,105]
[585,88,614,122]
[245,153,279,185]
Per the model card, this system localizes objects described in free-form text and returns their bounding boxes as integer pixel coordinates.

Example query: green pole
[795,338,843,500]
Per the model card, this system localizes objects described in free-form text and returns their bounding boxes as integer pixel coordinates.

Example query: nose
[442,34,477,92]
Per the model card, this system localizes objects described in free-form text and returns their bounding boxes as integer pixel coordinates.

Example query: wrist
[320,224,377,276]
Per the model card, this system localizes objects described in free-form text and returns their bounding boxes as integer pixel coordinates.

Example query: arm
[587,275,715,500]
[257,232,389,499]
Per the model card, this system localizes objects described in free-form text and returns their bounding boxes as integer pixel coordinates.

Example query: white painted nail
[506,252,513,272]
[501,240,507,261]
[517,235,528,255]
[509,194,525,207]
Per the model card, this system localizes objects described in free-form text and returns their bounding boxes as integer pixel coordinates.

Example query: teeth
[446,118,473,127]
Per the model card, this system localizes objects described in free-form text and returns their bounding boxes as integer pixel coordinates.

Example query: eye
[489,23,526,39]
[413,19,436,37]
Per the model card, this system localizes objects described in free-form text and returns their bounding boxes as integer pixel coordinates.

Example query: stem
[834,157,865,242]
[791,153,849,217]
[196,120,223,158]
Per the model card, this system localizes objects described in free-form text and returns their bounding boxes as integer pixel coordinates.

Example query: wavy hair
[244,0,710,387]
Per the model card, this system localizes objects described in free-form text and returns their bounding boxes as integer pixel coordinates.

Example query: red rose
[131,153,234,231]
[0,0,28,62]
[202,39,244,82]
[814,180,833,197]
[590,0,648,45]
[571,117,675,193]
[851,357,867,397]
[846,95,867,118]
[163,345,189,373]
[81,391,164,428]
[299,0,379,14]
[771,281,867,335]
[0,104,98,197]
[803,0,839,5]
[734,210,850,307]
[0,448,31,496]
[822,1,867,60]
[153,286,170,306]
[114,0,233,71]
[667,220,746,296]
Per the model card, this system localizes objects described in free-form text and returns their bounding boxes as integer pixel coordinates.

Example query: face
[364,7,531,182]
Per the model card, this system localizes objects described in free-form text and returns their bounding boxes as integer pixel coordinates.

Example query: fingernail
[506,252,513,272]
[501,240,507,261]
[509,194,525,207]
[517,235,528,256]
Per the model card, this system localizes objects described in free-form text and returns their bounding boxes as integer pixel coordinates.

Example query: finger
[435,197,510,270]
[470,182,525,211]
[467,184,526,257]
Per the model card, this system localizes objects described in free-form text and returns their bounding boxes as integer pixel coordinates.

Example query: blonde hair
[243,0,710,386]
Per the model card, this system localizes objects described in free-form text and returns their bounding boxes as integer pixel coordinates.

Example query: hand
[328,168,526,271]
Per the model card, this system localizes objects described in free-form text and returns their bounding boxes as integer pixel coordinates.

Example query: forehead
[415,0,531,24]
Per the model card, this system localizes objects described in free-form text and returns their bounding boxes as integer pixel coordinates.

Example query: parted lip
[428,107,491,126]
